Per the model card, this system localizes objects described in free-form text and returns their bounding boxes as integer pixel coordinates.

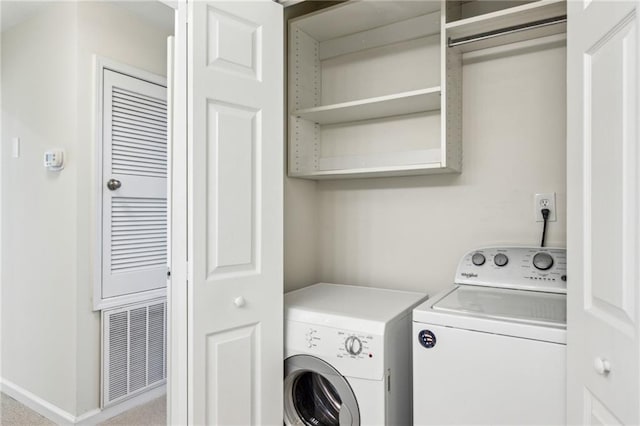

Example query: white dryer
[413,247,567,426]
[284,283,428,426]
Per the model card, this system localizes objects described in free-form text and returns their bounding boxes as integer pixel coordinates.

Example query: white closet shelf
[446,0,567,49]
[293,1,441,42]
[290,163,449,180]
[292,88,441,125]
[290,148,448,179]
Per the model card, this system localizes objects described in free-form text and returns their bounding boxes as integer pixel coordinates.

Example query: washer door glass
[284,355,360,426]
[293,372,341,425]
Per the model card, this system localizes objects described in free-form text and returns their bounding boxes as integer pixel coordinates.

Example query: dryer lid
[432,285,566,327]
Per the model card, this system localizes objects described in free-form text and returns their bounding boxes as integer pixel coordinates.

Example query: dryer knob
[345,336,363,356]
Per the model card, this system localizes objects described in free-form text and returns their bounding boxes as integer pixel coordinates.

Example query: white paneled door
[102,69,168,300]
[179,1,283,424]
[567,1,640,424]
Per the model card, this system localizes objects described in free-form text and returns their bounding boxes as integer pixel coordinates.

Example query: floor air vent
[102,298,167,407]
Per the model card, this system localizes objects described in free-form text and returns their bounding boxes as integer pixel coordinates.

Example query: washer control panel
[455,246,567,293]
[285,320,384,380]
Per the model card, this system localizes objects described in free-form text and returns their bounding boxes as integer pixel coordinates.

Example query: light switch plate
[12,137,20,158]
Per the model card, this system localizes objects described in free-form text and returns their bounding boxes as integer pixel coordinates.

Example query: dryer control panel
[455,246,567,293]
[285,320,384,381]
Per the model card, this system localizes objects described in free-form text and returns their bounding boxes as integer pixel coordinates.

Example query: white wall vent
[102,298,167,407]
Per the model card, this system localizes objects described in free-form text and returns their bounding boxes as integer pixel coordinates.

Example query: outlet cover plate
[535,192,557,222]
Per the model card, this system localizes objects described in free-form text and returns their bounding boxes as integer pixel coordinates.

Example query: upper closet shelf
[293,1,441,42]
[293,87,441,125]
[446,0,567,52]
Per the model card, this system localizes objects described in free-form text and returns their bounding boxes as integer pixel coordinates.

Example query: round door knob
[234,296,246,308]
[107,178,122,191]
[533,252,554,271]
[494,253,509,267]
[594,357,611,375]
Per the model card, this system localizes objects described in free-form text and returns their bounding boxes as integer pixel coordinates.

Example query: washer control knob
[471,252,486,266]
[533,252,554,271]
[345,336,362,356]
[494,253,509,267]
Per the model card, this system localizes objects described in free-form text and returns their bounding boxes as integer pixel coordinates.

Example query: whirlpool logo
[461,272,478,278]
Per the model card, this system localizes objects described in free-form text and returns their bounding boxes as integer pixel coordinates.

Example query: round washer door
[284,355,360,426]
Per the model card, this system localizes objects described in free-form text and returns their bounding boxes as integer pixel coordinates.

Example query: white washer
[285,283,428,426]
[413,247,567,426]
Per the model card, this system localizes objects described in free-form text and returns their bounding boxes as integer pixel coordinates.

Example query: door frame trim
[167,2,188,424]
[92,55,167,311]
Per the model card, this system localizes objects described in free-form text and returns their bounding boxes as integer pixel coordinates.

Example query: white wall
[74,1,171,414]
[285,38,567,295]
[284,178,319,289]
[1,2,79,414]
[1,1,171,418]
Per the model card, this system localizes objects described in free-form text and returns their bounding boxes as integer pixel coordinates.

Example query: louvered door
[102,69,168,299]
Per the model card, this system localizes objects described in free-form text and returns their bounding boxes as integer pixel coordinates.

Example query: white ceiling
[1,1,174,34]
[1,1,50,33]
[114,1,174,34]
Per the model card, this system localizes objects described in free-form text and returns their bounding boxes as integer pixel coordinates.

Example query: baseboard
[0,377,166,425]
[0,378,76,425]
[76,384,166,425]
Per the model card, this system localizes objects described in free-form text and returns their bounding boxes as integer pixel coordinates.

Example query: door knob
[107,178,122,191]
[234,296,246,308]
[594,357,611,375]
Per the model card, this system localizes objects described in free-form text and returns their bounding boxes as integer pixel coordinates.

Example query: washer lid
[432,285,566,327]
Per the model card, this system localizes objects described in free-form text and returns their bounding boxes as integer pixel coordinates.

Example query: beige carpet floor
[100,395,166,425]
[0,392,166,425]
[1,393,55,425]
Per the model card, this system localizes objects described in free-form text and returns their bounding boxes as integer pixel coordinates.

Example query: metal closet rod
[448,15,568,48]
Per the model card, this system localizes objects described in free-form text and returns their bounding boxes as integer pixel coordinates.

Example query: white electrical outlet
[534,192,557,222]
